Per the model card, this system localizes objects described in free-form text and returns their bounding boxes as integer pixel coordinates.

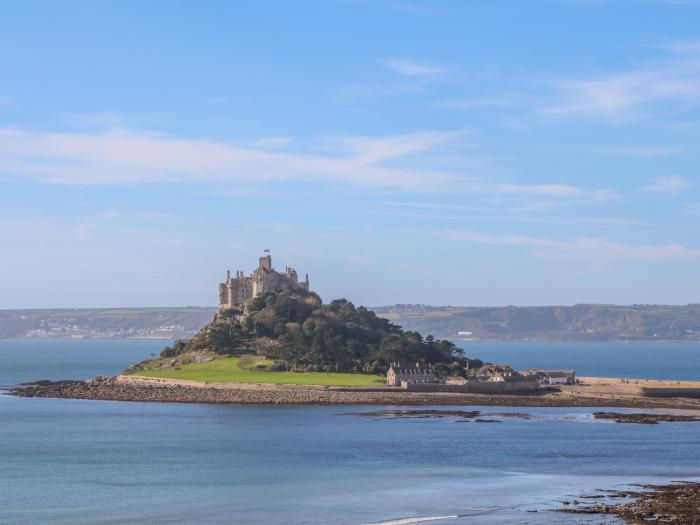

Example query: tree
[432,363,451,379]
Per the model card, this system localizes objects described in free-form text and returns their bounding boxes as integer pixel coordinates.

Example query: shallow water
[1,339,699,524]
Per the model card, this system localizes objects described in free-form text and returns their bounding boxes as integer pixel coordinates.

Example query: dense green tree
[166,289,462,373]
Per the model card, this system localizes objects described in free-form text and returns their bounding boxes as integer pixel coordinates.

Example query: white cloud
[382,58,446,77]
[641,175,689,194]
[439,229,700,263]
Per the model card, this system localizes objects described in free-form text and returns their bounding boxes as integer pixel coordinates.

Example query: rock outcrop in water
[557,482,700,524]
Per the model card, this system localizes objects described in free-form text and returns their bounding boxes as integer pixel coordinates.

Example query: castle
[218,255,309,309]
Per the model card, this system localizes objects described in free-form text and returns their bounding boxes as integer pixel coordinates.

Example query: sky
[1,0,700,308]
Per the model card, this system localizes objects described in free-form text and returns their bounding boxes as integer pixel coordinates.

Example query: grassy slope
[133,357,385,387]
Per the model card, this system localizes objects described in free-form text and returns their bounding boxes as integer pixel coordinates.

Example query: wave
[361,507,510,525]
[361,516,460,525]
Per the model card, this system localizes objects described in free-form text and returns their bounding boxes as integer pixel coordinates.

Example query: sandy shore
[7,374,700,409]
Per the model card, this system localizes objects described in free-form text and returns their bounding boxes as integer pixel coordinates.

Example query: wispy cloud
[542,40,700,120]
[382,58,446,77]
[0,127,610,202]
[321,130,464,163]
[0,127,457,188]
[336,58,446,101]
[641,175,690,194]
[439,229,700,263]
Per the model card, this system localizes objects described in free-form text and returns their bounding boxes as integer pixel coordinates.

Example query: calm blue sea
[457,341,700,381]
[1,339,699,525]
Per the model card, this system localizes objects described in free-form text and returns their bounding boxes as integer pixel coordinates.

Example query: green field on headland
[133,356,385,387]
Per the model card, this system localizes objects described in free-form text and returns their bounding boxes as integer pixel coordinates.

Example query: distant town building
[522,369,576,385]
[218,255,309,309]
[386,362,437,387]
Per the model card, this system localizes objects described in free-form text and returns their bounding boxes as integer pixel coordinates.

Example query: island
[9,256,700,409]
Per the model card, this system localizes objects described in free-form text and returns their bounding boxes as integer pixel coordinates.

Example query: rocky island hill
[126,289,473,381]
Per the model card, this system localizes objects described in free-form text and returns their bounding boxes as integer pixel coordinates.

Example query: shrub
[237,355,258,369]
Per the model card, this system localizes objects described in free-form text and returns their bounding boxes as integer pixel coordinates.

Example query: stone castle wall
[219,255,309,309]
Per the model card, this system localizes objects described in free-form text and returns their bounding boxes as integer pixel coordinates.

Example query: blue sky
[1,0,700,308]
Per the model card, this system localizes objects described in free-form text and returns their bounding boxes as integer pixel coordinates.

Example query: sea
[1,338,699,525]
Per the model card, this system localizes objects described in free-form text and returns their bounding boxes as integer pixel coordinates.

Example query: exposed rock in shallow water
[556,482,700,524]
[593,411,700,424]
[339,409,529,421]
[340,409,482,419]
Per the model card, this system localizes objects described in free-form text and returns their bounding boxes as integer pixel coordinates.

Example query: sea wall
[115,375,401,393]
[402,380,540,394]
[643,388,700,399]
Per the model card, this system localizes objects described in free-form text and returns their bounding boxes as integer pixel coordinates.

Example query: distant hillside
[2,304,699,342]
[0,308,216,339]
[372,304,700,343]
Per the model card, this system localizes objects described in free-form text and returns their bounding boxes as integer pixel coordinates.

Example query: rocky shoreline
[556,482,700,524]
[7,375,700,409]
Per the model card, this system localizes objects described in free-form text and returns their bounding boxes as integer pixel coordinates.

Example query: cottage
[386,362,437,387]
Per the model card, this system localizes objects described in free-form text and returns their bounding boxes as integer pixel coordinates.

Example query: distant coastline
[3,304,700,343]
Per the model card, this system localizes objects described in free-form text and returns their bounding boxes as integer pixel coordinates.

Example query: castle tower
[219,254,309,310]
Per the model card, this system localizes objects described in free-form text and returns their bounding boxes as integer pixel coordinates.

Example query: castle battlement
[218,255,309,310]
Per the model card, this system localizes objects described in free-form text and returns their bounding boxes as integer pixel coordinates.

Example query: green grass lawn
[133,357,385,387]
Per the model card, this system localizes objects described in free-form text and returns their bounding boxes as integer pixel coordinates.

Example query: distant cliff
[2,304,699,342]
[372,304,700,343]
